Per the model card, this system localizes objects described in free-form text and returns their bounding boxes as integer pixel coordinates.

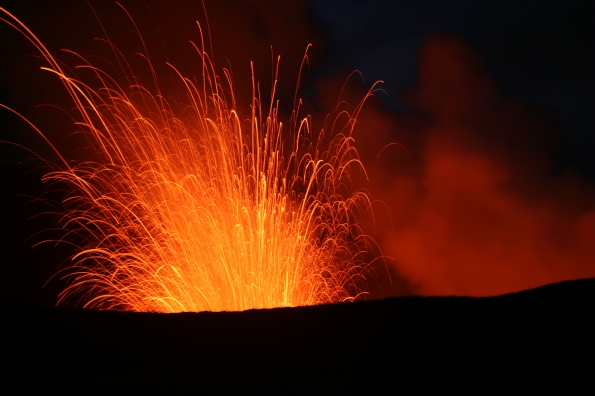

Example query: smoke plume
[353,34,595,296]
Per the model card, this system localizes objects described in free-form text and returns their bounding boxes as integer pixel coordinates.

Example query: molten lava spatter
[0,7,375,312]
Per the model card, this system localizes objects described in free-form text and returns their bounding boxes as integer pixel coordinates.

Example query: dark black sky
[311,0,594,177]
[0,0,592,173]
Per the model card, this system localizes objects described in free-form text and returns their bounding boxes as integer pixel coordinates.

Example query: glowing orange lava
[1,7,376,312]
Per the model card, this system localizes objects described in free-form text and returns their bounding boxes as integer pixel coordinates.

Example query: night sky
[313,0,594,175]
[0,0,593,306]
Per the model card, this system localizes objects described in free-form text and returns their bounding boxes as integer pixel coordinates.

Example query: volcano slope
[1,277,593,394]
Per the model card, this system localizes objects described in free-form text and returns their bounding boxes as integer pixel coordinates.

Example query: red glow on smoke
[360,35,595,296]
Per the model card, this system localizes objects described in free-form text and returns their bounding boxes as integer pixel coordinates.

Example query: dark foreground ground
[1,278,593,394]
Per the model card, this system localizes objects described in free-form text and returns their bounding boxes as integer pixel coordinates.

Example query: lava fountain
[0,6,378,312]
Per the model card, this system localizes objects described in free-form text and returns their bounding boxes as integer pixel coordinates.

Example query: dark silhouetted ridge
[1,278,593,394]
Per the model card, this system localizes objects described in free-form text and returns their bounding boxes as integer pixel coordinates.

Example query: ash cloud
[350,34,595,296]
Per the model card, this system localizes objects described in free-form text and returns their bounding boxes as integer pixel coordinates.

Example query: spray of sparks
[1,7,377,312]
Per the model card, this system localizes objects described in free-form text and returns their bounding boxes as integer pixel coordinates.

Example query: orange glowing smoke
[1,7,375,312]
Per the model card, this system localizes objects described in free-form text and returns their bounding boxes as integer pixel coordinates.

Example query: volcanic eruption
[0,5,378,312]
[0,3,591,393]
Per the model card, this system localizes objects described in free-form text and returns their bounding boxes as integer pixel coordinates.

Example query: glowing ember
[1,7,376,312]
